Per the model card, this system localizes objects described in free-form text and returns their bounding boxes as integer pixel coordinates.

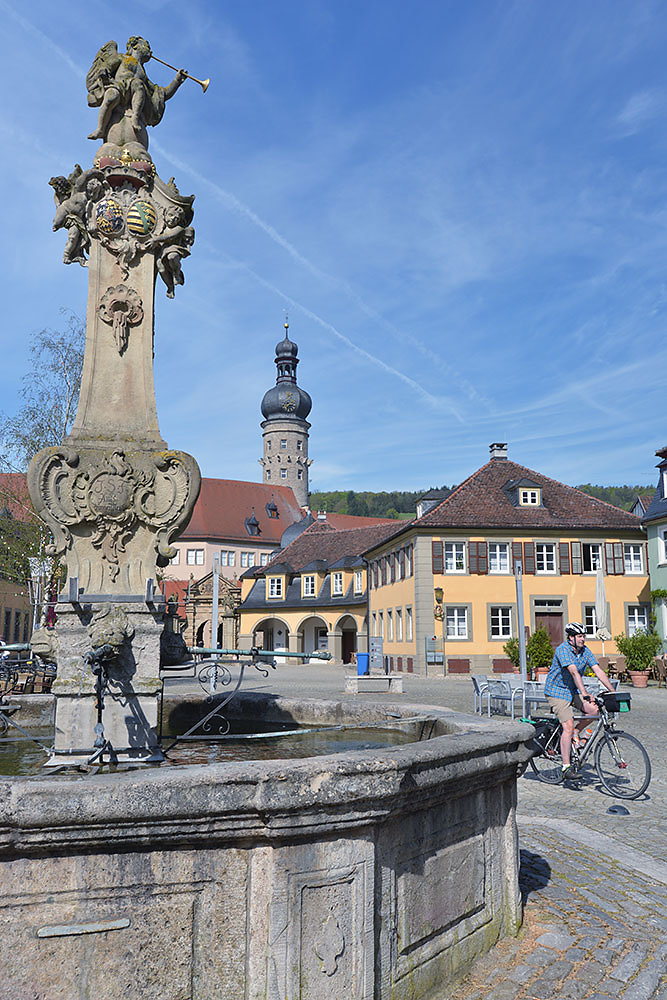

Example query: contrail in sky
[7,2,472,416]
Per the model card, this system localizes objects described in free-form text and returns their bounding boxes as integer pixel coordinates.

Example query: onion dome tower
[259,322,312,508]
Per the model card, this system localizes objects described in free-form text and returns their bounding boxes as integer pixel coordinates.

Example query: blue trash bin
[356,653,369,676]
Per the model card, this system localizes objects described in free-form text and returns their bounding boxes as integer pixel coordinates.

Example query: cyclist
[544,621,615,780]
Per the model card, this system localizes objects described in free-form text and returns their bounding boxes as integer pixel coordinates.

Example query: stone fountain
[2,37,534,999]
[28,36,200,761]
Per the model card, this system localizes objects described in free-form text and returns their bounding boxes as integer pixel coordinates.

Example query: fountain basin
[0,693,532,1000]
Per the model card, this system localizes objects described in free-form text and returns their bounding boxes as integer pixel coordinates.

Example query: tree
[0,310,84,472]
[0,311,84,626]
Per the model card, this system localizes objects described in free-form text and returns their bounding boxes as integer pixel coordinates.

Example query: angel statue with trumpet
[86,36,189,147]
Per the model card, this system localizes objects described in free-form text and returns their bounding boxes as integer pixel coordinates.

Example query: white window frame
[623,543,643,574]
[519,489,540,506]
[280,469,287,479]
[378,611,384,639]
[627,605,649,636]
[280,439,287,449]
[220,550,228,566]
[444,542,465,573]
[303,574,316,597]
[332,572,343,596]
[406,607,413,641]
[297,469,303,480]
[170,550,180,565]
[268,577,283,599]
[446,606,468,639]
[372,612,377,637]
[228,551,235,567]
[488,542,509,574]
[187,549,204,566]
[260,553,269,566]
[396,608,403,641]
[660,527,667,565]
[490,606,512,639]
[241,551,254,568]
[583,605,597,638]
[535,542,556,574]
[582,543,602,573]
[387,610,393,641]
[354,570,363,594]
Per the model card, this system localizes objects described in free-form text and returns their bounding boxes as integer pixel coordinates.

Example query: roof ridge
[417,460,493,521]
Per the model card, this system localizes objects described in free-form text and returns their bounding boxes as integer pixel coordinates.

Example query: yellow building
[239,519,400,663]
[364,445,649,674]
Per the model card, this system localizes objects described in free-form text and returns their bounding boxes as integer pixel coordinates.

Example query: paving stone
[536,930,577,950]
[571,959,609,987]
[505,964,536,984]
[523,946,557,967]
[620,959,666,1000]
[609,947,650,983]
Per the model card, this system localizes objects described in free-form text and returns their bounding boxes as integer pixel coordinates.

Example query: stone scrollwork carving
[27,445,200,593]
[99,284,144,353]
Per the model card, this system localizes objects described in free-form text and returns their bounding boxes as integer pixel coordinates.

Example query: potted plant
[502,637,520,673]
[614,628,662,687]
[527,627,554,681]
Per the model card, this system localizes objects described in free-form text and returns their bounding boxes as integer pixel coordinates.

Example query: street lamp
[434,587,445,676]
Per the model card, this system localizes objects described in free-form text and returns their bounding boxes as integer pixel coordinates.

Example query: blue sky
[1,0,667,492]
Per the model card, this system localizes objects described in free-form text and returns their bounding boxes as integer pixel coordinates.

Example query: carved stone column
[30,149,201,758]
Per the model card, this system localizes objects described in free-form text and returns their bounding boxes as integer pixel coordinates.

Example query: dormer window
[265,498,279,519]
[519,488,541,506]
[332,572,344,596]
[245,509,261,536]
[268,577,283,598]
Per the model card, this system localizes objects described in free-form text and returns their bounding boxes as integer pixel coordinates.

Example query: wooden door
[535,613,562,647]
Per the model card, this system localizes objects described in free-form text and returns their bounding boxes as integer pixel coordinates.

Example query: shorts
[547,691,585,724]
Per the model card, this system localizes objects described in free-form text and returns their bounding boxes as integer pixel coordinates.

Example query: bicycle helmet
[565,621,586,636]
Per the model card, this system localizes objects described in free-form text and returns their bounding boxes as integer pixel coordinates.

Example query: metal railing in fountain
[0,643,56,744]
[160,645,332,753]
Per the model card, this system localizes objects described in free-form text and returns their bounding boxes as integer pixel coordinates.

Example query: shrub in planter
[527,628,554,677]
[502,637,520,670]
[614,629,662,675]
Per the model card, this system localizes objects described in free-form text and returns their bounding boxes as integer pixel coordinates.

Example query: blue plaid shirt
[544,640,598,699]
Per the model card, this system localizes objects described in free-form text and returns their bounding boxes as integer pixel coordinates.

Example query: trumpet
[151,55,210,93]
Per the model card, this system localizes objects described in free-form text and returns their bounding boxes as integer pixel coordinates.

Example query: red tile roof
[181,479,303,543]
[0,473,36,523]
[319,512,398,529]
[257,519,403,574]
[414,459,643,532]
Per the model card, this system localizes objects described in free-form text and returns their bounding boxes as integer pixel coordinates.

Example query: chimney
[489,442,507,461]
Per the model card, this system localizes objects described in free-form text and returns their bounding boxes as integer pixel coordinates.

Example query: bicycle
[528,690,651,799]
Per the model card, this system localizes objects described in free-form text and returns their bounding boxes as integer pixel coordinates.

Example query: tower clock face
[281,390,297,412]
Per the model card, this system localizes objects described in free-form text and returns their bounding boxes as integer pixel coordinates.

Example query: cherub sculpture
[49,167,104,266]
[150,205,195,298]
[86,36,186,146]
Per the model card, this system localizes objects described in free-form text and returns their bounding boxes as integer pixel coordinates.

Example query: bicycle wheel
[529,750,564,784]
[594,731,651,799]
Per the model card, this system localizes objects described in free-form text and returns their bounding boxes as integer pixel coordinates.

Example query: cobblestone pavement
[167,665,667,999]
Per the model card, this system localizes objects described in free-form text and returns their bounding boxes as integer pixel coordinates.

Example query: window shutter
[559,542,571,574]
[399,549,405,578]
[432,540,443,575]
[523,541,535,574]
[613,542,624,575]
[605,542,616,575]
[571,541,582,574]
[477,541,488,574]
[512,542,523,572]
[468,541,478,574]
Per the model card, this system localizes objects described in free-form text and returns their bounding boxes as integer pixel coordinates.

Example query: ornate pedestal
[29,70,201,758]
